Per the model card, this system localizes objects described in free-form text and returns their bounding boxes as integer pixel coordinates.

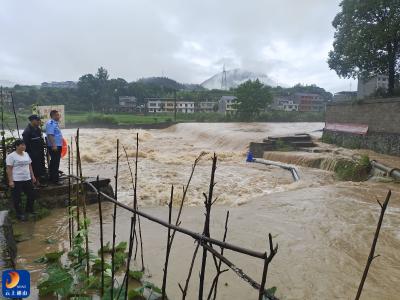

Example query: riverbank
[64,111,325,127]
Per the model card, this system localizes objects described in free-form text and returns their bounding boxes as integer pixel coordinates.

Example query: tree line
[329,0,400,95]
[5,67,332,115]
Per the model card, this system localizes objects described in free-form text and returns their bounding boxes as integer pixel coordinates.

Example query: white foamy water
[61,122,324,207]
[17,122,400,300]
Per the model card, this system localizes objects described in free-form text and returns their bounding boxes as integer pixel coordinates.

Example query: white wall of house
[357,75,389,99]
[146,100,195,113]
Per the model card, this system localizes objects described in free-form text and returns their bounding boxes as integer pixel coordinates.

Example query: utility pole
[0,87,6,184]
[174,90,177,122]
[221,64,228,91]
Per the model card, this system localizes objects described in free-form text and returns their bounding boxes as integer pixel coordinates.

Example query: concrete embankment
[324,97,400,156]
[0,211,17,268]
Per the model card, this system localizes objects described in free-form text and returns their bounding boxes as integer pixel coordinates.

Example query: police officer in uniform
[46,110,63,185]
[22,114,46,186]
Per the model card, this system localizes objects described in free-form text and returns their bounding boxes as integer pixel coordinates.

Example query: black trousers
[12,180,35,216]
[48,146,62,183]
[27,150,46,178]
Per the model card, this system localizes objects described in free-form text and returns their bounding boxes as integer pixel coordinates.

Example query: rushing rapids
[15,123,400,299]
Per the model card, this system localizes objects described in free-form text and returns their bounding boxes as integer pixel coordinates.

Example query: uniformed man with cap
[45,110,63,185]
[22,114,46,186]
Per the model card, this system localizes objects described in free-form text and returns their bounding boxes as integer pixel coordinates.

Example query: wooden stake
[9,92,20,138]
[110,138,119,300]
[162,185,174,299]
[76,128,90,277]
[199,154,218,300]
[355,190,391,300]
[97,176,105,296]
[179,242,200,300]
[208,211,230,300]
[67,145,72,249]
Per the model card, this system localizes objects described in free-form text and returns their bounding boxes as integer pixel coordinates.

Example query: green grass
[64,111,325,126]
[0,110,325,128]
[65,113,176,125]
[334,155,371,181]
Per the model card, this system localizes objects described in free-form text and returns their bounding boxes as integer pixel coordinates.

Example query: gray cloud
[0,0,356,92]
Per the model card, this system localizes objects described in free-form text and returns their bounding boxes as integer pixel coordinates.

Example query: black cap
[28,114,41,121]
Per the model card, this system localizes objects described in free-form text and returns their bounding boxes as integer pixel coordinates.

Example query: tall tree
[328,0,400,95]
[234,79,272,119]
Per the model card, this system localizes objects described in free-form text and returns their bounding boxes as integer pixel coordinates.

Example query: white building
[198,101,217,113]
[333,91,357,102]
[357,75,389,99]
[281,100,299,111]
[272,97,299,111]
[119,96,137,106]
[218,96,237,114]
[176,101,195,113]
[41,81,77,89]
[147,99,163,113]
[118,96,137,112]
[146,98,195,113]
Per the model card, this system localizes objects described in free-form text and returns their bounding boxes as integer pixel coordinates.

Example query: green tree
[328,0,400,95]
[234,79,272,119]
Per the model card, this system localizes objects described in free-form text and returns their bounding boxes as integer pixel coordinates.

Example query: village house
[218,96,237,114]
[146,98,195,113]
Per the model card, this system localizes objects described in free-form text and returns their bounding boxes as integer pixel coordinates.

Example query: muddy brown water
[13,123,400,299]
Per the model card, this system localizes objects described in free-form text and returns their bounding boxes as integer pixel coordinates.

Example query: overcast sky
[0,0,356,93]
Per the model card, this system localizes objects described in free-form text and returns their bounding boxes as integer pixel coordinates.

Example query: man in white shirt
[6,139,37,221]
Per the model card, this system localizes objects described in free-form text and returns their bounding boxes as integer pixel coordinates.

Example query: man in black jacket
[22,115,46,186]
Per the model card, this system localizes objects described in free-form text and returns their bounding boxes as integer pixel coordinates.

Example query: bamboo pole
[0,87,6,184]
[124,216,135,300]
[67,145,72,249]
[169,153,205,246]
[70,175,267,259]
[76,128,90,277]
[110,139,119,300]
[208,211,230,300]
[9,92,20,138]
[162,185,174,299]
[70,137,74,238]
[355,190,391,300]
[179,242,200,300]
[96,176,105,297]
[202,243,278,300]
[199,154,218,300]
[75,130,80,231]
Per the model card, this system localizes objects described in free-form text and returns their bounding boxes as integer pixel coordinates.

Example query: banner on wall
[35,105,65,128]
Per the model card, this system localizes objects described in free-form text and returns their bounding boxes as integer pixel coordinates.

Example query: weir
[246,152,300,182]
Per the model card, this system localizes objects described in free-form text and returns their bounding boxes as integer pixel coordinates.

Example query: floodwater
[14,123,400,299]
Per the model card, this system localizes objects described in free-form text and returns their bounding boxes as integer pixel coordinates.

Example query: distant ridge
[201,68,283,90]
[0,80,18,88]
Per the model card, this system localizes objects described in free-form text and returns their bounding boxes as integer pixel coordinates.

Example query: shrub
[334,155,371,181]
[87,114,117,125]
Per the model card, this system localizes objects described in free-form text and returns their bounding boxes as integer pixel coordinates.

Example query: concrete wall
[326,98,400,134]
[0,211,17,268]
[323,130,400,156]
[324,97,400,155]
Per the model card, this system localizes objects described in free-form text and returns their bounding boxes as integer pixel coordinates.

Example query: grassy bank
[65,111,325,126]
[1,111,325,129]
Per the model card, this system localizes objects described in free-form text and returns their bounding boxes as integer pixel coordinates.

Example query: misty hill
[201,69,281,90]
[137,77,204,91]
[0,80,18,88]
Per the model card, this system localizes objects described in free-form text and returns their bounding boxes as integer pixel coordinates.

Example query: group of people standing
[5,110,63,221]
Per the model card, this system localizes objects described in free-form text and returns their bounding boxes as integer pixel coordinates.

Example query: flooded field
[14,123,400,299]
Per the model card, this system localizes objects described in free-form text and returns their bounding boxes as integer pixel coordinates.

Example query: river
[14,123,400,299]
